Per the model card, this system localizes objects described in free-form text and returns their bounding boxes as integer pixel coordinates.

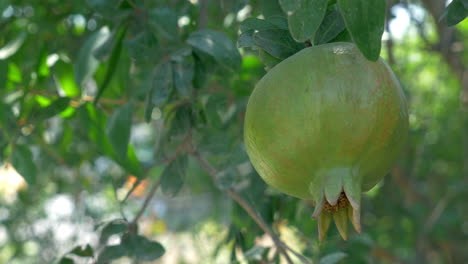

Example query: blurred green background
[0,0,467,263]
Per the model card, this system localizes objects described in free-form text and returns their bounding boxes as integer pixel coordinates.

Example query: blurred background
[0,0,467,263]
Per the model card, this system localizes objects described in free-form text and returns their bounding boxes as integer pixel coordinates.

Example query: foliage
[0,0,467,263]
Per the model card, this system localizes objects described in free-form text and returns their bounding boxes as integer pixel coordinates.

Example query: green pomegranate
[244,42,408,241]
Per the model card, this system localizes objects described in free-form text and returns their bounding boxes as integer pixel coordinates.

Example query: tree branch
[130,178,161,229]
[191,150,296,264]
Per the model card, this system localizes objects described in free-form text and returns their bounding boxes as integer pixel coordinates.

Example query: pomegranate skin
[244,42,408,239]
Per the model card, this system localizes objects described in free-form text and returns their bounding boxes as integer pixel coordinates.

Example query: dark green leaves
[97,234,165,263]
[187,30,242,72]
[283,0,328,42]
[171,48,194,98]
[153,62,173,106]
[94,26,127,104]
[238,18,304,61]
[106,103,133,161]
[34,97,70,121]
[75,27,111,86]
[337,0,385,61]
[279,0,301,13]
[99,220,128,244]
[440,0,468,26]
[11,144,37,184]
[160,155,188,196]
[253,29,303,59]
[69,244,94,257]
[149,7,179,42]
[314,6,346,45]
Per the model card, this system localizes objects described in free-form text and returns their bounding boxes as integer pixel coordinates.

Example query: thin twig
[191,150,294,264]
[130,179,161,227]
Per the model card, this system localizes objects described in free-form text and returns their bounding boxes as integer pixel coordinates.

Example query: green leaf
[69,244,94,257]
[279,0,301,13]
[205,93,228,128]
[149,7,179,42]
[215,167,237,190]
[171,53,194,98]
[287,0,328,42]
[160,155,188,196]
[124,31,159,61]
[86,0,119,16]
[58,257,74,264]
[54,61,81,97]
[314,6,346,45]
[258,49,281,70]
[35,97,70,121]
[11,145,36,185]
[253,29,304,59]
[260,0,284,18]
[96,245,128,263]
[75,27,111,86]
[319,252,348,264]
[0,60,8,89]
[243,246,266,260]
[0,33,27,60]
[187,30,242,72]
[36,48,50,77]
[168,105,192,136]
[99,220,128,244]
[240,18,279,32]
[106,103,133,161]
[238,32,256,48]
[94,26,127,104]
[444,0,468,26]
[77,103,114,156]
[121,145,143,177]
[8,62,22,83]
[121,233,165,261]
[337,0,385,61]
[151,62,173,106]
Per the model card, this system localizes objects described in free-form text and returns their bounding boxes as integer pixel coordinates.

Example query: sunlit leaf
[54,60,81,97]
[0,33,26,60]
[337,0,385,61]
[35,97,70,121]
[8,62,22,83]
[75,27,111,86]
[36,48,50,77]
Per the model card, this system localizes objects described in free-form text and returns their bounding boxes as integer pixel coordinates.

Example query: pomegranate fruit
[244,42,408,241]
